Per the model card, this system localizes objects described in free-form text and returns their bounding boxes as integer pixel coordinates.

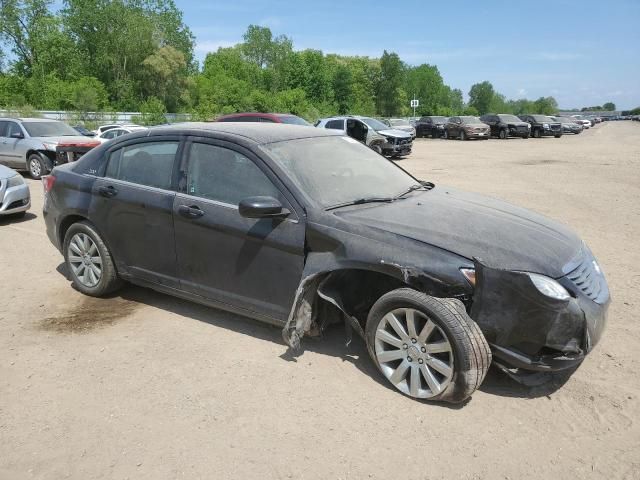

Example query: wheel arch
[58,214,91,249]
[27,149,55,170]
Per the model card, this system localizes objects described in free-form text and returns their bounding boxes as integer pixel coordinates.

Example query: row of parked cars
[412,113,601,140]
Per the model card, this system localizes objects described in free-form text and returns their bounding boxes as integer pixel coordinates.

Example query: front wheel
[28,154,47,180]
[443,129,449,139]
[63,221,123,297]
[459,130,466,141]
[533,128,542,138]
[499,129,508,139]
[365,289,491,403]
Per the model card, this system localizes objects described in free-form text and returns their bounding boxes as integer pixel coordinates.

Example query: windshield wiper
[326,196,394,211]
[392,182,434,200]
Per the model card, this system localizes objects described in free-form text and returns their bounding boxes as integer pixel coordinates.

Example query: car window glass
[102,130,115,139]
[0,121,8,137]
[186,143,281,206]
[258,117,275,123]
[7,122,22,137]
[325,119,344,130]
[105,141,178,189]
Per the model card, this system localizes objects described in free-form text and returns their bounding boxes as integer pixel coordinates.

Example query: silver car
[0,164,30,217]
[0,118,91,179]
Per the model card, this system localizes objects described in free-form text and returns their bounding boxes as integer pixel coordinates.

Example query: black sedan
[42,123,609,403]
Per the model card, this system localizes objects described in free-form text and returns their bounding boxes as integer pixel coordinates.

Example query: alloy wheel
[374,308,454,399]
[68,233,103,288]
[29,158,42,178]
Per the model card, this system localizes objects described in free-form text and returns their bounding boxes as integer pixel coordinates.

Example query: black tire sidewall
[63,221,119,296]
[365,290,485,402]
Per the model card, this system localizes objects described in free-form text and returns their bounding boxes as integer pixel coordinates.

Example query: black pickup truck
[518,115,563,138]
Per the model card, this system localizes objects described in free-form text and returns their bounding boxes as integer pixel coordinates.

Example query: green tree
[533,96,558,114]
[140,96,167,125]
[377,50,405,116]
[404,64,446,115]
[332,64,352,114]
[602,102,616,111]
[468,81,495,115]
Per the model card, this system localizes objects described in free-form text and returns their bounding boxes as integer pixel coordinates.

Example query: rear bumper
[0,182,30,215]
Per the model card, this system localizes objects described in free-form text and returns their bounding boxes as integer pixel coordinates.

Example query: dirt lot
[1,121,639,479]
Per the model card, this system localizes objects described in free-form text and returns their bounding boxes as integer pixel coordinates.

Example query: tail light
[42,175,56,193]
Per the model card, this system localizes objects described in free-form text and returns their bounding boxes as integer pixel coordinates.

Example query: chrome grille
[566,256,609,304]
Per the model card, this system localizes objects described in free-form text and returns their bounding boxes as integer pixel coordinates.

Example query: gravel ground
[1,121,639,479]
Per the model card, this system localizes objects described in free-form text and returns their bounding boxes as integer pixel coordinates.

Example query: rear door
[172,137,305,322]
[89,138,182,287]
[0,121,26,168]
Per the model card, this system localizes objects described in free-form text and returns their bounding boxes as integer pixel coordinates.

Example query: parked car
[479,114,531,139]
[96,126,147,143]
[519,115,563,138]
[0,117,99,179]
[216,112,311,125]
[444,116,490,140]
[43,123,609,403]
[93,123,144,136]
[384,118,416,139]
[551,116,583,134]
[72,125,96,137]
[316,116,412,157]
[0,164,30,217]
[571,115,592,129]
[415,116,449,138]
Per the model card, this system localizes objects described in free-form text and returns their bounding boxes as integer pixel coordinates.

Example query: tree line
[0,0,627,124]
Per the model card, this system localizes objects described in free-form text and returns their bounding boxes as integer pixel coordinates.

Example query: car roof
[0,117,58,122]
[216,112,299,121]
[137,122,341,145]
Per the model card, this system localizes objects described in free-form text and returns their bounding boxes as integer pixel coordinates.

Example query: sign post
[410,97,419,120]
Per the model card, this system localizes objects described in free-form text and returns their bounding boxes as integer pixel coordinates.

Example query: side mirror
[10,131,24,139]
[239,196,290,219]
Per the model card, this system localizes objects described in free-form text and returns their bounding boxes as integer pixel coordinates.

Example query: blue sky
[183,0,640,109]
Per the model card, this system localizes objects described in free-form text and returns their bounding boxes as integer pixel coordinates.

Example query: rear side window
[105,141,178,189]
[325,119,344,130]
[186,143,280,206]
[0,121,8,137]
[6,122,21,136]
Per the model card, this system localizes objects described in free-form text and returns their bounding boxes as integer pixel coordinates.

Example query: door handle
[98,185,118,198]
[178,205,204,219]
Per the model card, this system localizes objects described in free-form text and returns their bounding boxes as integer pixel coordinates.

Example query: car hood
[0,164,20,180]
[32,135,95,145]
[377,128,412,139]
[507,122,529,128]
[334,186,582,278]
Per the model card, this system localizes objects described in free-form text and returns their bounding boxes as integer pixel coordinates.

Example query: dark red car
[215,112,311,126]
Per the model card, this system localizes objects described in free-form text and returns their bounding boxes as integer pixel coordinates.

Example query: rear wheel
[63,221,123,297]
[365,289,491,403]
[499,129,508,139]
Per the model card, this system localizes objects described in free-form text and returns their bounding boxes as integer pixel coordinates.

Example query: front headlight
[527,273,570,301]
[543,123,550,129]
[42,142,58,151]
[6,174,25,188]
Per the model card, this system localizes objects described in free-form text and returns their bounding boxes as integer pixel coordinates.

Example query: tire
[371,143,383,155]
[499,129,507,139]
[28,153,47,180]
[365,288,491,403]
[554,135,562,138]
[523,134,530,139]
[443,129,449,139]
[63,221,123,297]
[533,128,542,138]
[459,130,466,141]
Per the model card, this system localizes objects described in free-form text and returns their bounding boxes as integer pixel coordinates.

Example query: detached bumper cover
[471,257,609,372]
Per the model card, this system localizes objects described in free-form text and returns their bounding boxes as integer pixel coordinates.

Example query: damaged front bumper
[55,140,100,165]
[471,256,609,372]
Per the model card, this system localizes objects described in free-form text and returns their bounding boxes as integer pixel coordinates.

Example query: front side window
[325,119,345,130]
[186,143,280,206]
[105,141,178,189]
[7,122,22,137]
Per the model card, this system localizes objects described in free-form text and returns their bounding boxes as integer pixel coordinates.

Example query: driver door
[172,138,306,323]
[346,119,368,143]
[0,121,27,168]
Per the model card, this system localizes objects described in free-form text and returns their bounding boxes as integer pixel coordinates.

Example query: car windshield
[430,116,448,124]
[279,115,311,126]
[263,136,418,208]
[460,116,481,123]
[389,119,410,126]
[22,121,79,137]
[498,114,522,123]
[532,115,552,122]
[361,117,391,131]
